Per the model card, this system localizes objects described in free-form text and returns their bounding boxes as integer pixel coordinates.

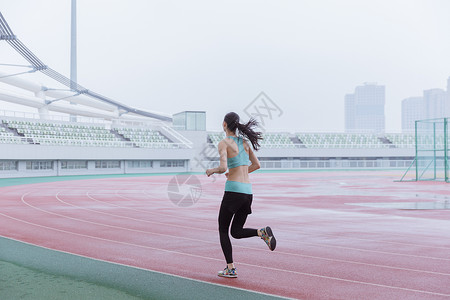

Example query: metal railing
[200,159,414,169]
[0,109,111,124]
[0,135,189,149]
[208,142,415,149]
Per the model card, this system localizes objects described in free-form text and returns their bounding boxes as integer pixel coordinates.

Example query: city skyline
[344,76,450,134]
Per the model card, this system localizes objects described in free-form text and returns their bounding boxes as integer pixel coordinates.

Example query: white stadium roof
[0,11,172,122]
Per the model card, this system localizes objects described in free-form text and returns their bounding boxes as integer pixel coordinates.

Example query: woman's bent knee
[230,228,243,239]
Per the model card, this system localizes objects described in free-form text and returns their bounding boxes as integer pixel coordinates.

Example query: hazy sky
[1,0,450,132]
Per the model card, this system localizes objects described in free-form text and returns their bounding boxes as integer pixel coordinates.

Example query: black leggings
[218,191,258,264]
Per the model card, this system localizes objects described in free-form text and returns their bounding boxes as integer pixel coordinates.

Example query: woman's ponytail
[236,118,262,150]
[224,112,262,151]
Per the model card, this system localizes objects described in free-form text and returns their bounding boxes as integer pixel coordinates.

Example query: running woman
[206,112,276,278]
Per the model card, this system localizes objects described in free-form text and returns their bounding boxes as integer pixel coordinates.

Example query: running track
[0,171,449,299]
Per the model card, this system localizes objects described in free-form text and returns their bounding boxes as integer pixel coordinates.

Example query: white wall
[0,143,193,160]
[176,130,211,172]
[0,159,188,178]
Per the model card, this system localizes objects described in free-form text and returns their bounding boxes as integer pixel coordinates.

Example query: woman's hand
[206,169,214,177]
[225,172,229,178]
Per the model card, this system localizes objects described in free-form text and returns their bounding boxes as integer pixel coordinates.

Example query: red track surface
[1,171,450,299]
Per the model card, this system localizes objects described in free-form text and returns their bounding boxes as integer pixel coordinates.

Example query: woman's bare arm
[246,141,261,173]
[206,140,228,176]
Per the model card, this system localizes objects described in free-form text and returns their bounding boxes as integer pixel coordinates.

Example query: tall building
[345,82,385,133]
[401,78,450,132]
[423,88,446,120]
[401,97,424,132]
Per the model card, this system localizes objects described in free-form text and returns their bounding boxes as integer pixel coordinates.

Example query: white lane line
[318,235,450,251]
[89,190,450,262]
[282,236,450,261]
[73,184,450,253]
[276,225,450,251]
[54,191,215,241]
[15,191,450,278]
[283,220,450,244]
[24,189,450,265]
[114,191,450,253]
[84,191,216,232]
[0,212,449,299]
[87,189,206,223]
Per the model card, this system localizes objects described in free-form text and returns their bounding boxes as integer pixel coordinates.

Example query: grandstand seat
[0,119,178,148]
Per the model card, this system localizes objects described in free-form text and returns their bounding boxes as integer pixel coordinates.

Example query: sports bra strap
[226,136,249,169]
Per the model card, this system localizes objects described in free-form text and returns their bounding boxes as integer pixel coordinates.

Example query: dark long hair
[224,112,262,151]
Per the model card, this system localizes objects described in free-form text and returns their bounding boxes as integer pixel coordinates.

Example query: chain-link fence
[414,118,449,182]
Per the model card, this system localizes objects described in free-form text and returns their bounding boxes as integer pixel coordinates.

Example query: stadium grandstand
[206,131,415,170]
[0,109,418,178]
[0,11,416,179]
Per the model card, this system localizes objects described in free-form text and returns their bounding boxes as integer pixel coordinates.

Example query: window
[160,160,185,168]
[172,113,186,130]
[172,111,205,131]
[195,112,206,131]
[186,113,196,130]
[0,161,18,171]
[95,161,121,169]
[26,161,53,170]
[127,161,153,168]
[61,161,88,170]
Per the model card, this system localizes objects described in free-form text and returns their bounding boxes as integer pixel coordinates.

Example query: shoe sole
[265,226,276,251]
[218,274,238,278]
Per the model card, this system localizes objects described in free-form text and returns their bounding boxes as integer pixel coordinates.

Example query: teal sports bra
[226,136,250,169]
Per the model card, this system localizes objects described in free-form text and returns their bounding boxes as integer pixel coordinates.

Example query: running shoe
[260,226,276,251]
[218,267,238,278]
